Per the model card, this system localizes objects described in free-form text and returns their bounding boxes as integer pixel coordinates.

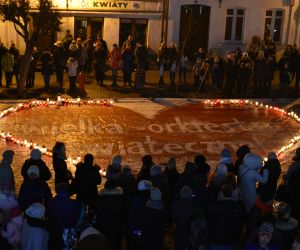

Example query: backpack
[188,216,209,247]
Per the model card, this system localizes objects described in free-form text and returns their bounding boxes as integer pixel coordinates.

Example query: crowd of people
[0,33,300,97]
[0,141,300,250]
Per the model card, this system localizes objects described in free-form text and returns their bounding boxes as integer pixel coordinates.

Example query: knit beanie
[112,155,122,166]
[30,149,42,160]
[180,186,193,200]
[220,148,232,159]
[258,222,274,237]
[150,187,162,201]
[150,165,162,176]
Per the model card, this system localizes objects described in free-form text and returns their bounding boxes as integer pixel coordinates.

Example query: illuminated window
[264,9,283,43]
[225,9,245,42]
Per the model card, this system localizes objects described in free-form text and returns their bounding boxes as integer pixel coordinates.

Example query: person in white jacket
[238,153,269,213]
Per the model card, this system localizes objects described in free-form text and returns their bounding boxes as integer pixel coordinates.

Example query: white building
[0,0,299,55]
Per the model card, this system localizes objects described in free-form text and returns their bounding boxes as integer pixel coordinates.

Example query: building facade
[0,0,299,55]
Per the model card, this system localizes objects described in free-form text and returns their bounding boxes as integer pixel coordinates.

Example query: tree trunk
[17,41,34,97]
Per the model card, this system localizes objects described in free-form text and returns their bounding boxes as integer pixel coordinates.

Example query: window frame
[264,9,284,44]
[224,8,245,43]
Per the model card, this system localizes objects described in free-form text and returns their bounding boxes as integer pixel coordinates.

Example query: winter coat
[171,199,195,250]
[46,193,80,250]
[118,173,137,212]
[151,173,170,208]
[0,159,15,191]
[238,57,252,80]
[53,157,72,185]
[1,214,23,246]
[275,217,298,250]
[157,47,169,64]
[78,45,88,67]
[21,158,51,182]
[1,54,14,73]
[41,52,53,75]
[94,184,124,250]
[122,48,134,73]
[239,164,268,213]
[66,59,78,77]
[224,59,236,82]
[73,162,101,206]
[209,198,243,245]
[21,217,49,250]
[134,46,148,70]
[253,58,267,81]
[94,47,107,72]
[164,168,180,202]
[128,191,149,233]
[265,57,277,81]
[141,203,168,250]
[109,48,122,69]
[18,179,52,211]
[257,159,281,201]
[0,191,18,213]
[288,167,300,223]
[76,227,112,250]
[53,46,66,69]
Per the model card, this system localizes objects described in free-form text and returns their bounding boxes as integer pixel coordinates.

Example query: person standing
[0,42,7,87]
[77,38,88,72]
[41,48,53,90]
[122,43,134,87]
[93,40,107,86]
[223,51,236,97]
[178,50,188,84]
[53,41,66,87]
[109,44,122,88]
[237,52,252,95]
[265,54,277,91]
[66,56,78,93]
[169,43,178,86]
[8,42,19,85]
[278,53,292,98]
[122,34,135,51]
[135,41,148,70]
[0,150,15,192]
[157,42,169,86]
[1,49,14,88]
[253,51,267,96]
[212,56,223,89]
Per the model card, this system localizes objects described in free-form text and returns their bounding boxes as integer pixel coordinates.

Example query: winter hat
[259,222,274,238]
[27,165,40,178]
[267,152,277,161]
[25,203,45,219]
[276,202,291,220]
[167,157,176,170]
[220,148,231,159]
[138,180,152,191]
[2,150,14,162]
[180,186,193,200]
[194,154,206,166]
[112,155,122,166]
[236,145,250,159]
[30,149,42,160]
[216,164,228,175]
[150,187,162,201]
[243,153,263,170]
[106,164,120,181]
[142,155,154,168]
[150,165,162,176]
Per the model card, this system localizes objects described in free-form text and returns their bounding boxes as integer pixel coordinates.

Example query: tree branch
[13,22,25,39]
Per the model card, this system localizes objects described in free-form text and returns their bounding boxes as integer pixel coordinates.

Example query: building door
[119,19,148,47]
[75,17,104,41]
[179,5,211,59]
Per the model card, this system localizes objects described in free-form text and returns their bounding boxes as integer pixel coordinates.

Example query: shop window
[75,17,103,41]
[264,9,283,43]
[119,19,148,47]
[224,8,245,42]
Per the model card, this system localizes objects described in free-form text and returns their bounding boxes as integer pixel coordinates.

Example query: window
[225,9,245,42]
[119,19,148,47]
[264,10,284,43]
[74,17,104,41]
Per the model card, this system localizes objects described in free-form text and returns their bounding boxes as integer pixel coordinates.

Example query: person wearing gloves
[238,153,269,213]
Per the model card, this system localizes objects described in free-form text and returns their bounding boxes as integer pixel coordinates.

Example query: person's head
[52,141,66,159]
[10,41,16,48]
[242,52,249,58]
[142,155,154,168]
[66,29,71,34]
[150,165,162,177]
[27,165,40,180]
[112,43,118,50]
[30,149,42,161]
[128,35,133,41]
[106,164,121,181]
[54,40,63,47]
[2,150,14,164]
[258,222,274,248]
[77,38,82,46]
[236,144,250,159]
[258,51,265,59]
[137,41,143,48]
[199,47,204,53]
[267,152,277,161]
[84,154,93,166]
[71,40,77,46]
[170,43,176,49]
[94,40,101,48]
[167,157,176,170]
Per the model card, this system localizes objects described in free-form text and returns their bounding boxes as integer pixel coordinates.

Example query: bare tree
[0,0,61,96]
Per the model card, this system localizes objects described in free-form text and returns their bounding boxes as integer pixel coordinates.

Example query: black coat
[208,199,243,245]
[95,185,125,250]
[164,168,180,202]
[141,206,168,250]
[171,199,194,250]
[151,173,170,208]
[288,168,300,223]
[47,194,80,250]
[53,157,72,185]
[253,58,267,81]
[73,163,101,206]
[21,158,51,181]
[18,179,53,211]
